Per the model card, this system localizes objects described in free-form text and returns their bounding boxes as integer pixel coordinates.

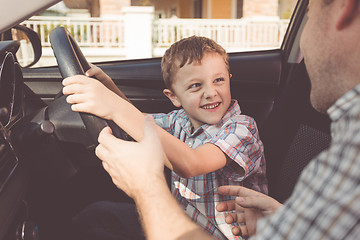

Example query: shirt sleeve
[150,110,179,135]
[206,115,265,182]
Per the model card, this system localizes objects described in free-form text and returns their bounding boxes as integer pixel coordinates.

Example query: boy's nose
[204,85,217,99]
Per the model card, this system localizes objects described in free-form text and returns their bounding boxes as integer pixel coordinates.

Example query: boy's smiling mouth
[201,102,220,110]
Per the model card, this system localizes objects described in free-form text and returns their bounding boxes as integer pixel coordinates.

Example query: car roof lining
[0,0,60,33]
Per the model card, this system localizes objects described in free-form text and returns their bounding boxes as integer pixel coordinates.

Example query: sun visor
[0,0,60,33]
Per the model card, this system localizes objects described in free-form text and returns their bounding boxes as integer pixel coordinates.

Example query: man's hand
[95,115,165,198]
[216,186,282,237]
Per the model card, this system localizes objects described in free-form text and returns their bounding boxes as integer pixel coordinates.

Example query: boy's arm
[110,100,229,177]
[63,76,230,177]
[156,129,230,177]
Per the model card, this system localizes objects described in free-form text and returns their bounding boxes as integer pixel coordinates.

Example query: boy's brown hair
[161,35,229,90]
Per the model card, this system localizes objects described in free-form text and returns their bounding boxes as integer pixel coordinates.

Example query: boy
[63,36,267,240]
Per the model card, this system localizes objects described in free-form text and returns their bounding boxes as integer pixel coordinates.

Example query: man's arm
[96,116,212,240]
[133,175,211,240]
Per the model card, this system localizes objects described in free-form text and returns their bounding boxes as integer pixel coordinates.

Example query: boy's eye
[214,78,224,83]
[189,83,201,89]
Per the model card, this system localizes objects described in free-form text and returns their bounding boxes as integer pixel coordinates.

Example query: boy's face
[164,52,231,130]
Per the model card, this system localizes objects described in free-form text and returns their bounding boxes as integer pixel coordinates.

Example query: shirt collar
[215,99,241,126]
[327,83,360,122]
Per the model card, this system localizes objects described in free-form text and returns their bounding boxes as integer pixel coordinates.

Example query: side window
[236,0,244,19]
[22,0,298,67]
[193,0,202,18]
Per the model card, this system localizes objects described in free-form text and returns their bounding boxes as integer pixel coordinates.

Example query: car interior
[0,0,334,239]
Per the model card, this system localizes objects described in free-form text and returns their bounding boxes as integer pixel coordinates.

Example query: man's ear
[163,89,181,108]
[336,0,360,30]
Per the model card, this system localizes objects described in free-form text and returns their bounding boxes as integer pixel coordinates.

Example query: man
[96,0,360,239]
[217,0,360,238]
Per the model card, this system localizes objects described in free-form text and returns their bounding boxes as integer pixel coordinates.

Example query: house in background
[60,0,130,17]
[131,0,297,19]
[53,0,297,19]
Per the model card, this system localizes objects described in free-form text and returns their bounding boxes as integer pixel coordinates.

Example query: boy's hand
[86,63,113,86]
[85,63,130,102]
[216,186,282,237]
[62,75,122,120]
[95,115,165,198]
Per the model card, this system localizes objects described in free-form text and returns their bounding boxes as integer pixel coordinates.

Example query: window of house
[193,0,202,18]
[170,7,177,17]
[236,0,244,19]
[155,10,165,19]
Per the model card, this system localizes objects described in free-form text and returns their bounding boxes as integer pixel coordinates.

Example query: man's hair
[161,35,229,90]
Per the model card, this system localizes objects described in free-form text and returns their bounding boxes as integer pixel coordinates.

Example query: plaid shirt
[253,83,360,240]
[152,100,267,240]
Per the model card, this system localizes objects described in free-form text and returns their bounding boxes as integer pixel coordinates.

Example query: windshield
[19,0,297,67]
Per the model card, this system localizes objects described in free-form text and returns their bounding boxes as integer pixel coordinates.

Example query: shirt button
[187,141,193,147]
[181,178,187,184]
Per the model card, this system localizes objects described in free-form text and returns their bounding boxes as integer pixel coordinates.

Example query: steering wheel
[48,26,129,146]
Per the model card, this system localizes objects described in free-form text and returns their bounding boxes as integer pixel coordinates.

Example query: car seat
[259,60,331,203]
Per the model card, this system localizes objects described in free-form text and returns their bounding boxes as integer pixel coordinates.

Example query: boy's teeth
[202,103,220,109]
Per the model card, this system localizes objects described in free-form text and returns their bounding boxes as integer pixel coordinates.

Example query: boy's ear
[163,89,182,108]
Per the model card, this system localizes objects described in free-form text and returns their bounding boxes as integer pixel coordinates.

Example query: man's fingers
[231,225,249,237]
[231,226,241,236]
[98,126,113,142]
[101,158,110,172]
[217,199,247,212]
[95,127,112,156]
[218,185,263,198]
[225,212,245,224]
[235,196,281,212]
[95,139,110,161]
[216,200,236,212]
[98,126,127,147]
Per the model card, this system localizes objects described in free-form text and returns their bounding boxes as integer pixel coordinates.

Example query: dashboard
[0,41,24,128]
[0,39,99,240]
[0,40,29,240]
[0,40,24,193]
